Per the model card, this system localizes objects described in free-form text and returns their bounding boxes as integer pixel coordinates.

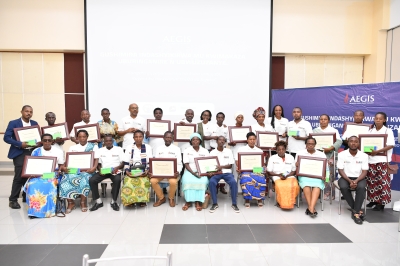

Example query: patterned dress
[240,172,267,200]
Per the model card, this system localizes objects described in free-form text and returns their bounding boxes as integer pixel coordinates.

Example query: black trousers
[338,177,366,212]
[9,150,32,202]
[89,173,122,201]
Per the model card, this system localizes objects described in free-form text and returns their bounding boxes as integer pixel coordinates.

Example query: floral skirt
[24,177,58,218]
[121,176,151,206]
[59,173,92,199]
[240,172,266,200]
[367,162,391,205]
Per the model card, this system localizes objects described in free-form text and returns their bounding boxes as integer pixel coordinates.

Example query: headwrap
[190,132,202,140]
[234,111,244,119]
[252,107,266,119]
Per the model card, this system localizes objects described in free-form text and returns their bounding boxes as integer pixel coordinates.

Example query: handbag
[131,162,146,171]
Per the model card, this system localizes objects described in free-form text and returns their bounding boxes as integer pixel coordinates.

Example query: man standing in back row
[118,103,146,150]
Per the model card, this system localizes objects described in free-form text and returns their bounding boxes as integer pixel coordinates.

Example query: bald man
[118,103,146,150]
[70,109,92,144]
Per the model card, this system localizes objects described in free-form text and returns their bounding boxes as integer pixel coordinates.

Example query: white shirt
[200,122,216,150]
[120,115,146,149]
[235,144,263,160]
[287,119,313,153]
[97,146,125,169]
[69,120,92,138]
[124,143,152,166]
[148,138,165,154]
[183,146,209,173]
[210,148,235,174]
[155,144,183,171]
[210,124,229,148]
[337,149,369,178]
[267,116,289,141]
[68,143,99,157]
[21,118,31,127]
[367,126,395,164]
[267,153,296,181]
[33,146,65,165]
[251,123,275,134]
[175,118,198,153]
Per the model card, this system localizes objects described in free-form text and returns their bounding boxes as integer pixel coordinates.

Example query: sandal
[323,193,330,201]
[195,202,202,211]
[139,202,147,207]
[182,202,192,211]
[66,200,76,214]
[80,200,88,212]
[257,200,264,207]
[244,202,250,208]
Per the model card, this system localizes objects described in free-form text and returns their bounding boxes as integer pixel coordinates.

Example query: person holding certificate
[146,107,168,153]
[176,109,197,154]
[60,130,99,213]
[89,135,124,212]
[70,110,92,144]
[267,141,299,209]
[181,133,210,211]
[313,114,342,200]
[365,112,395,211]
[267,105,289,141]
[118,103,146,150]
[4,105,39,209]
[235,132,266,208]
[23,133,64,218]
[251,107,274,134]
[197,110,217,151]
[44,112,65,152]
[342,110,365,149]
[97,108,120,148]
[295,137,327,217]
[121,130,153,207]
[208,136,239,213]
[150,131,182,207]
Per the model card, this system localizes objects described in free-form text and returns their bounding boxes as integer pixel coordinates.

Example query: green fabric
[121,176,151,206]
[197,122,205,148]
[100,168,112,174]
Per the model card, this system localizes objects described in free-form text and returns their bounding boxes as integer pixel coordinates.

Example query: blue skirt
[24,177,58,218]
[59,172,93,199]
[298,176,325,190]
[181,171,209,202]
[240,172,266,200]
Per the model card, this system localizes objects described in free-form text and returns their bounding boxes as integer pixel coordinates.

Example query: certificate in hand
[358,134,387,156]
[21,156,57,178]
[41,122,69,140]
[257,132,279,149]
[228,126,252,143]
[238,152,264,172]
[149,158,177,178]
[147,119,170,138]
[13,125,41,144]
[309,133,336,150]
[174,123,196,142]
[343,122,371,137]
[194,156,221,176]
[65,152,94,170]
[296,156,327,179]
[74,123,101,142]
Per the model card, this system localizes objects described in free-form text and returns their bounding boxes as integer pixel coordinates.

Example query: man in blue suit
[3,105,39,209]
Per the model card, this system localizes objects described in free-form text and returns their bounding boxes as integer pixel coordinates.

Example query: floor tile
[79,207,128,225]
[0,244,56,266]
[10,224,76,244]
[331,223,398,243]
[159,224,208,244]
[95,244,158,266]
[364,208,400,223]
[291,223,352,243]
[0,210,43,226]
[356,242,400,266]
[0,224,32,244]
[164,206,206,224]
[259,243,323,266]
[206,224,256,244]
[110,222,163,245]
[209,244,268,266]
[154,244,211,266]
[372,223,400,242]
[249,224,305,243]
[60,224,119,244]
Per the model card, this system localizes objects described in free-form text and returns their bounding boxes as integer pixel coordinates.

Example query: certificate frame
[238,152,264,172]
[74,123,101,142]
[41,122,70,141]
[228,126,252,143]
[149,158,177,178]
[296,156,327,179]
[309,133,336,150]
[65,152,94,170]
[173,123,197,142]
[147,119,171,138]
[13,125,41,142]
[358,134,387,156]
[21,156,57,178]
[256,132,279,149]
[343,122,371,137]
[194,156,221,176]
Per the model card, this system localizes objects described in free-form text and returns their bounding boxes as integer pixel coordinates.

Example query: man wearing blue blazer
[3,105,39,209]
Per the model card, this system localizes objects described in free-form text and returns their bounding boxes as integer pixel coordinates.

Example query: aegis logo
[344,94,374,104]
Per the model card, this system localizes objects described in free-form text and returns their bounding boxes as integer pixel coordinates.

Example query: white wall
[390,0,400,28]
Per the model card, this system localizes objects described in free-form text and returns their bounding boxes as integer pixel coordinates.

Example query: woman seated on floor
[266,141,299,209]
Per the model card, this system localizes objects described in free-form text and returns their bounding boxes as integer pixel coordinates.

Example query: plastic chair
[333,180,367,215]
[82,252,172,266]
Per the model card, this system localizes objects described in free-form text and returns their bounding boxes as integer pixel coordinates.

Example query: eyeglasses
[42,139,53,142]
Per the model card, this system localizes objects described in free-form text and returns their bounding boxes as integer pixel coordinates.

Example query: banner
[271,82,400,191]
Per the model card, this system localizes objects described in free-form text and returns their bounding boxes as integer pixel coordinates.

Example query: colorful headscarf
[252,107,266,119]
[190,132,202,140]
[234,111,244,119]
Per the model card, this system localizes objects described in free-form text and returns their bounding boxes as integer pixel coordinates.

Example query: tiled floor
[0,174,399,266]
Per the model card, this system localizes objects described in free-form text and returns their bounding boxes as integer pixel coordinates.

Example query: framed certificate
[147,119,170,138]
[228,126,252,143]
[13,125,41,143]
[41,122,69,140]
[173,123,196,142]
[149,158,177,178]
[238,152,264,172]
[21,156,57,178]
[296,156,327,179]
[194,156,221,176]
[309,133,336,150]
[65,152,94,170]
[358,134,387,155]
[343,122,371,137]
[74,123,101,142]
[257,132,279,149]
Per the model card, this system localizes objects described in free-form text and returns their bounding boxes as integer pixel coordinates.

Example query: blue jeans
[209,173,238,205]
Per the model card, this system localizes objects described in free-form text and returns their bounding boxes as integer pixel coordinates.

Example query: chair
[82,252,172,266]
[333,180,367,215]
[296,187,324,211]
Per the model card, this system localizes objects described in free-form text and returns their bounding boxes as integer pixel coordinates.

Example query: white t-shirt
[267,153,296,181]
[183,146,209,173]
[287,119,313,153]
[70,120,92,138]
[367,126,395,164]
[21,118,31,127]
[175,118,198,153]
[267,116,289,141]
[200,122,216,150]
[97,146,125,169]
[123,143,152,166]
[210,148,235,174]
[68,143,99,157]
[235,144,263,160]
[337,149,369,178]
[119,115,146,149]
[33,146,65,165]
[210,124,229,148]
[251,123,275,134]
[155,144,183,171]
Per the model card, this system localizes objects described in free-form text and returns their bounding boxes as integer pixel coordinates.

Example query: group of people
[3,104,395,225]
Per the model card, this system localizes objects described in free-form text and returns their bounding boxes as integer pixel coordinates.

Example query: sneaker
[231,204,240,213]
[209,204,219,213]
